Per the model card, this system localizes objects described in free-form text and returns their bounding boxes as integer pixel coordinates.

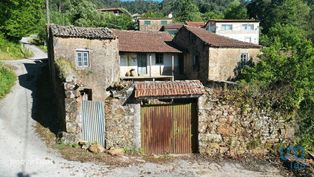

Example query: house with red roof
[112,29,183,81]
[173,25,262,81]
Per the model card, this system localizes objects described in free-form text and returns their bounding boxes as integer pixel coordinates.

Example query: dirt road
[0,43,287,177]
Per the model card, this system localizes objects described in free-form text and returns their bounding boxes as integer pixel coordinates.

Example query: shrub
[0,63,16,99]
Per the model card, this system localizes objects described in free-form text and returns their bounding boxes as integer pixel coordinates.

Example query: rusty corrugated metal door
[141,103,194,154]
[81,100,105,147]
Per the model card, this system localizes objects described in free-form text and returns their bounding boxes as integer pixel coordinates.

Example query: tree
[224,0,248,19]
[0,0,45,40]
[247,0,310,33]
[202,11,224,21]
[172,0,202,22]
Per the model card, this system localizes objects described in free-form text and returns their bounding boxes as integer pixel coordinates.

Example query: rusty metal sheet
[81,100,105,147]
[141,103,195,154]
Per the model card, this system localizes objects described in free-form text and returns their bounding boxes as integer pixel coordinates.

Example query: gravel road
[0,43,287,177]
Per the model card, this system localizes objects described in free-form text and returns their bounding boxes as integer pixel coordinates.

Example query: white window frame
[242,24,254,31]
[221,24,233,31]
[240,53,249,67]
[76,50,89,68]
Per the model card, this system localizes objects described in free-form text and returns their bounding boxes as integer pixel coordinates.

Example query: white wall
[207,22,260,45]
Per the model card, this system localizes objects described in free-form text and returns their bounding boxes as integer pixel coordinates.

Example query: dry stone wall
[198,85,296,156]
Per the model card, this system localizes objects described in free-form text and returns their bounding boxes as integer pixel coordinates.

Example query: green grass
[0,64,16,99]
[0,35,33,60]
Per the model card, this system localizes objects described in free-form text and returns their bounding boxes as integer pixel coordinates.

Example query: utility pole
[46,0,50,38]
[46,0,50,24]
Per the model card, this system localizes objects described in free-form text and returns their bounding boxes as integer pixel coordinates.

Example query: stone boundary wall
[198,85,296,156]
[105,85,141,149]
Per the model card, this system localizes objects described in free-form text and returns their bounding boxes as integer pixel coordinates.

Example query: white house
[204,19,260,45]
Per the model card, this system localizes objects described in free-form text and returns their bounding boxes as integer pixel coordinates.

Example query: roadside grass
[0,35,33,60]
[0,63,16,99]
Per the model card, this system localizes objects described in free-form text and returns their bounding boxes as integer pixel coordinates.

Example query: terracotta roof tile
[185,21,206,28]
[50,25,116,39]
[183,25,261,48]
[134,80,204,98]
[112,30,182,53]
[207,19,259,23]
[160,24,183,30]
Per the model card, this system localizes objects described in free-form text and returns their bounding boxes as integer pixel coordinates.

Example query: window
[242,24,254,31]
[144,20,151,25]
[155,53,163,65]
[192,55,200,71]
[160,20,168,25]
[240,53,249,67]
[76,50,89,67]
[221,24,233,30]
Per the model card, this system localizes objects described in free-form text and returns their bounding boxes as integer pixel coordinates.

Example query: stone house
[112,29,183,81]
[138,18,173,31]
[48,25,120,101]
[204,19,260,45]
[173,25,261,81]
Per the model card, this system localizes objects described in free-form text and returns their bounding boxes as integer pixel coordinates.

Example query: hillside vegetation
[0,64,16,99]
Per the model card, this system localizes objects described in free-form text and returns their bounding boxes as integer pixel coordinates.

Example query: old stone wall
[173,27,209,81]
[138,19,173,31]
[53,37,120,101]
[208,48,260,81]
[105,84,141,149]
[198,85,295,156]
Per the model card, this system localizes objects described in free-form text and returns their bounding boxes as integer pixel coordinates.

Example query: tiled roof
[185,21,206,28]
[50,25,116,39]
[139,18,172,20]
[134,80,204,99]
[112,30,182,53]
[183,25,261,48]
[160,24,183,30]
[206,19,259,23]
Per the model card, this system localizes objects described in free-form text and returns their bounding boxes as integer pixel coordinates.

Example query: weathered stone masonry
[198,84,295,156]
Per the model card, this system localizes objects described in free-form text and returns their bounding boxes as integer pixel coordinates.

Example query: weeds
[0,34,33,60]
[0,63,16,99]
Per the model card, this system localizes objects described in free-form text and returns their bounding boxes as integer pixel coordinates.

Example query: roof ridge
[183,25,261,48]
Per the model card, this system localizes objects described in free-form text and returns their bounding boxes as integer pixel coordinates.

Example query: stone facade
[208,48,260,81]
[51,37,120,100]
[198,84,295,156]
[138,19,173,31]
[48,33,120,143]
[173,26,260,82]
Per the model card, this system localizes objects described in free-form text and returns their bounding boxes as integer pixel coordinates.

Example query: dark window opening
[192,55,200,72]
[155,53,164,65]
[80,89,92,100]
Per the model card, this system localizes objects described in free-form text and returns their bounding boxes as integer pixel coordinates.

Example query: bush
[0,63,16,99]
[0,34,33,60]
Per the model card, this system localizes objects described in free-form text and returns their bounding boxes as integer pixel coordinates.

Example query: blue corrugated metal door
[81,100,105,146]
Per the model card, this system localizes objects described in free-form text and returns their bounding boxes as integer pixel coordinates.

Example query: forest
[0,0,313,150]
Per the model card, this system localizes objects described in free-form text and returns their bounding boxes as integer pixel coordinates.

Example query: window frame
[240,53,249,67]
[155,53,164,65]
[160,20,168,25]
[221,24,233,31]
[144,20,151,26]
[76,50,89,68]
[242,24,254,31]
